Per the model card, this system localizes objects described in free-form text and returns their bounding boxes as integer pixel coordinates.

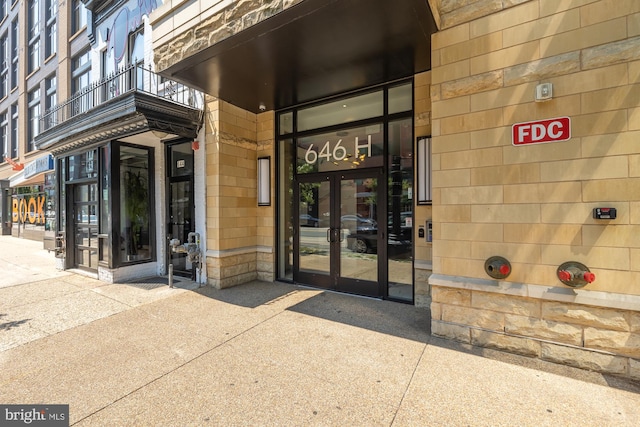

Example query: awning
[9,154,54,188]
[159,0,437,113]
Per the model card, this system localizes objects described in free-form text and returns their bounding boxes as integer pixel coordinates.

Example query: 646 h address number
[304,135,372,165]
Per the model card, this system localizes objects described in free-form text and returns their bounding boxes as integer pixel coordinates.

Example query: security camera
[259,103,266,112]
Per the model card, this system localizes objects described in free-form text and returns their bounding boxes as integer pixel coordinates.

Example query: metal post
[168,263,174,288]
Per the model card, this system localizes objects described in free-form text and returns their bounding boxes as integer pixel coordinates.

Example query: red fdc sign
[512,117,571,146]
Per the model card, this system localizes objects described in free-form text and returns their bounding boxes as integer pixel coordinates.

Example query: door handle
[337,228,344,242]
[327,228,342,243]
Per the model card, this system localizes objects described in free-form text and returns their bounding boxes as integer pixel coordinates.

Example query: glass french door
[72,182,99,271]
[295,169,384,297]
[168,178,193,277]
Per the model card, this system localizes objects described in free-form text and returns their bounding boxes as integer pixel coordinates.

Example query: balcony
[35,65,205,155]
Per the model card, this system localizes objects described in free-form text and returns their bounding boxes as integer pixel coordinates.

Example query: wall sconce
[417,137,431,204]
[535,83,553,102]
[257,156,271,206]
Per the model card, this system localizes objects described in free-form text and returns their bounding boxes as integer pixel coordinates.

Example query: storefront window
[297,90,383,132]
[99,145,111,265]
[169,142,193,177]
[296,124,384,173]
[388,118,414,301]
[119,145,151,262]
[67,149,98,181]
[11,186,46,238]
[43,173,56,242]
[278,138,294,280]
[279,111,293,135]
[389,83,412,114]
[100,145,110,233]
[59,158,66,232]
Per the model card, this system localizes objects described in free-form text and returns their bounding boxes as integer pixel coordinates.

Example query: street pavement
[0,235,639,426]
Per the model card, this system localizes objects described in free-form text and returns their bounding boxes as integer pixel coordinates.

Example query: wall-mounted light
[417,137,431,204]
[257,156,271,206]
[151,130,168,139]
[535,83,553,102]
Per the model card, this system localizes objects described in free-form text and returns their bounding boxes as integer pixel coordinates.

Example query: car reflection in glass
[299,214,320,227]
[344,212,412,256]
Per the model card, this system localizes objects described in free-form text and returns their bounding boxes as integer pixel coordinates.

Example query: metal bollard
[168,263,174,288]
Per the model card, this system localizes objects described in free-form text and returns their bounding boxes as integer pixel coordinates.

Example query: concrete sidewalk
[1,236,639,426]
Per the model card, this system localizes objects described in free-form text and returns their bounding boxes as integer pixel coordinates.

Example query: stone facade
[429,0,640,379]
[151,0,640,379]
[153,0,303,73]
[414,71,434,308]
[431,285,637,377]
[204,99,275,288]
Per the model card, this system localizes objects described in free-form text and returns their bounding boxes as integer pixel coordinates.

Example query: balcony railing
[40,65,205,132]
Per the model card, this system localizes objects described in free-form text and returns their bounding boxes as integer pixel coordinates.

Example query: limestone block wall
[204,99,275,288]
[428,0,640,379]
[414,71,434,307]
[257,111,276,282]
[431,286,640,378]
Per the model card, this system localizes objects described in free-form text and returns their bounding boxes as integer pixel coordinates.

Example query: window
[28,38,40,73]
[296,90,384,133]
[45,74,56,109]
[129,29,144,65]
[46,0,57,21]
[129,28,144,89]
[28,88,41,152]
[72,0,87,34]
[101,48,114,79]
[0,0,6,22]
[119,145,152,262]
[0,111,7,160]
[10,103,17,158]
[29,0,40,39]
[0,33,7,99]
[28,0,41,73]
[10,18,17,90]
[45,0,57,58]
[45,74,56,128]
[71,50,91,93]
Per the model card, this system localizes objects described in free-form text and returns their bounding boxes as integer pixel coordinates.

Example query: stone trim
[430,273,640,312]
[431,280,640,379]
[432,319,633,377]
[436,0,532,30]
[415,260,433,271]
[206,245,273,258]
[205,246,274,289]
[154,0,294,72]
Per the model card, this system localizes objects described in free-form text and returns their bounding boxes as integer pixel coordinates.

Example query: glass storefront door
[296,170,383,297]
[72,182,99,271]
[278,80,415,302]
[168,179,193,277]
[167,142,195,278]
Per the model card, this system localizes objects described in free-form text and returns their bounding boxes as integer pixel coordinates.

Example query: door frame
[166,141,195,279]
[294,168,386,297]
[166,176,194,278]
[67,180,99,272]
